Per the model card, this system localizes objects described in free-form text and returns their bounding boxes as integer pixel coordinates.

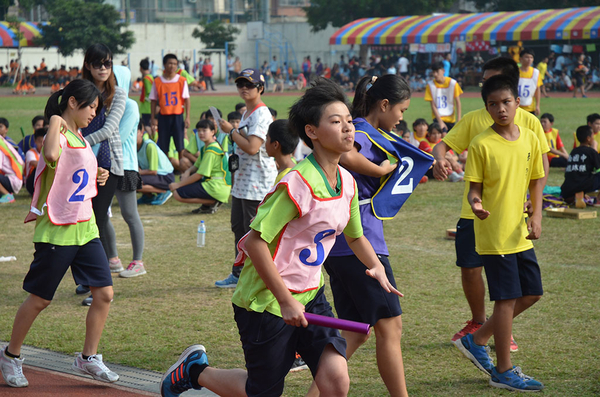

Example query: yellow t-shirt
[464,126,545,255]
[424,77,463,123]
[443,107,550,220]
[545,128,563,160]
[536,62,548,80]
[519,67,543,113]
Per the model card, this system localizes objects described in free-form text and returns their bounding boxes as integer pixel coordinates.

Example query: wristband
[229,128,237,138]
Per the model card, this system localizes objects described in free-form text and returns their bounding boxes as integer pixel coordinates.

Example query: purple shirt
[329,118,389,256]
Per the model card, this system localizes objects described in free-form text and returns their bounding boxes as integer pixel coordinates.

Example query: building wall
[6,21,350,82]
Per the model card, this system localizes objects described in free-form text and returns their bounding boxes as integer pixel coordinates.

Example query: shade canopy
[329,7,600,45]
[0,22,44,48]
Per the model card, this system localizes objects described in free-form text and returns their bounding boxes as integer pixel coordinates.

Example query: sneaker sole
[110,267,124,273]
[289,364,308,372]
[119,270,147,278]
[71,364,119,383]
[453,339,492,376]
[489,378,542,392]
[160,345,206,397]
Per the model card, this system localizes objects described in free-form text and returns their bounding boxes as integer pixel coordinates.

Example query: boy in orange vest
[149,54,191,159]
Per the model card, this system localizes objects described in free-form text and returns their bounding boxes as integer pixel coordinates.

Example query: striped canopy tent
[0,22,44,48]
[329,7,600,45]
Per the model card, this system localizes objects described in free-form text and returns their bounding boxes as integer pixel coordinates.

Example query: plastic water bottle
[197,221,206,247]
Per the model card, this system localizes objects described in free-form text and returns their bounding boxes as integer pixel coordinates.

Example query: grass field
[1,93,599,396]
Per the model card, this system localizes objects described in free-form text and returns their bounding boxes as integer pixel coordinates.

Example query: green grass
[1,94,599,396]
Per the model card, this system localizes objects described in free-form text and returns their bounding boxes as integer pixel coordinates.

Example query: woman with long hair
[78,44,127,302]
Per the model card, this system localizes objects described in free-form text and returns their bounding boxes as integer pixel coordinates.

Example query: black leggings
[92,173,119,254]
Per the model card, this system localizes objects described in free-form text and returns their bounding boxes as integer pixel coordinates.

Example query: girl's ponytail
[43,79,103,122]
[351,74,411,119]
[44,90,65,121]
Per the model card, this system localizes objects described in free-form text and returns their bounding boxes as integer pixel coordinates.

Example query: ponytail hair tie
[366,76,378,91]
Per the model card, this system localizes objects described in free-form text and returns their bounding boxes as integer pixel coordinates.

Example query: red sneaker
[420,175,428,184]
[451,320,483,342]
[510,335,519,352]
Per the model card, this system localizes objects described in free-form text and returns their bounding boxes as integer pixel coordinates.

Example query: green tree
[473,0,600,11]
[305,0,454,32]
[35,0,134,57]
[192,19,241,54]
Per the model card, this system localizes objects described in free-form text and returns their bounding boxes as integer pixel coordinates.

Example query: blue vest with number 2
[355,119,434,220]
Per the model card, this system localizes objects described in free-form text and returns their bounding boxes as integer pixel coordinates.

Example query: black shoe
[76,285,90,295]
[191,204,211,214]
[199,201,222,214]
[81,295,93,306]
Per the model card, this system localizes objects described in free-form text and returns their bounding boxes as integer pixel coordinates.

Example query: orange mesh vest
[155,76,185,115]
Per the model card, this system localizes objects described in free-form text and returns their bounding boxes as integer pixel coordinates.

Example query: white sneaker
[72,353,119,382]
[0,347,28,387]
[119,261,147,278]
[109,259,124,273]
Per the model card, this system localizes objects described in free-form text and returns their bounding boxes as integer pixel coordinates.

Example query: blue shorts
[23,238,112,301]
[157,113,184,155]
[455,218,483,268]
[324,254,402,326]
[233,287,346,397]
[481,248,543,301]
[140,173,174,191]
[176,181,215,200]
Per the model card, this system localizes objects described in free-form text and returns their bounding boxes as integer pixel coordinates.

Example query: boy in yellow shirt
[455,74,545,392]
[424,62,462,132]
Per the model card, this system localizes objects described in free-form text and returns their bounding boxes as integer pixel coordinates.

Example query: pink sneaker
[452,320,483,342]
[510,335,519,352]
[119,261,146,278]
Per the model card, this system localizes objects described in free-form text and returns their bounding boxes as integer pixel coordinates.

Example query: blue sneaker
[137,194,155,205]
[215,273,239,288]
[489,366,544,392]
[161,345,208,397]
[453,333,494,375]
[0,193,15,204]
[151,191,173,206]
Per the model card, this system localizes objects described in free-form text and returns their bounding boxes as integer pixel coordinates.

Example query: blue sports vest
[354,118,434,220]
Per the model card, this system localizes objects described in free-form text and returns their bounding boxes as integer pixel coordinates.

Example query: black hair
[268,119,298,155]
[395,120,409,134]
[44,79,103,121]
[482,57,519,84]
[519,48,535,58]
[481,74,518,104]
[196,119,216,132]
[137,120,144,131]
[34,127,47,139]
[352,74,411,119]
[163,53,178,65]
[540,113,554,123]
[227,111,242,121]
[587,113,600,124]
[235,103,246,112]
[288,77,350,149]
[431,62,445,72]
[412,118,428,129]
[576,125,592,144]
[140,59,149,70]
[32,115,45,127]
[428,122,442,135]
[82,43,116,108]
[0,117,8,128]
[269,107,278,118]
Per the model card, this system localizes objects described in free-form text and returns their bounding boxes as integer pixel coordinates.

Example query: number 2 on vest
[391,157,414,195]
[299,229,335,266]
[163,91,179,106]
[68,169,89,202]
